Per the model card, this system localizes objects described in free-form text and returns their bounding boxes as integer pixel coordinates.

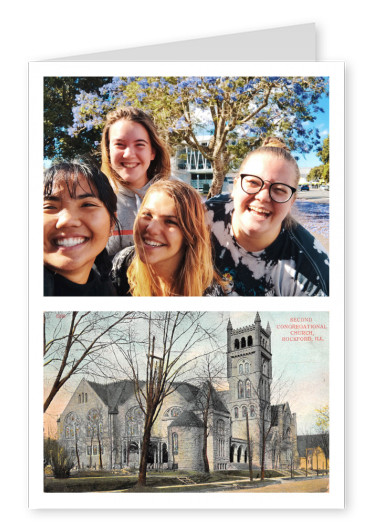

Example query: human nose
[254,181,271,201]
[122,146,134,159]
[145,217,161,235]
[55,208,81,228]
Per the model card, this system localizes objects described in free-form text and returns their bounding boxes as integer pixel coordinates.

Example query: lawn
[44,469,287,493]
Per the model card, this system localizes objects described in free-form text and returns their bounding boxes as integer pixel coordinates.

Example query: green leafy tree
[315,405,329,471]
[307,136,329,183]
[44,77,111,160]
[51,76,328,197]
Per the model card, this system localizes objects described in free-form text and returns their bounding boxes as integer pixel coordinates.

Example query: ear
[150,147,156,161]
[231,176,239,199]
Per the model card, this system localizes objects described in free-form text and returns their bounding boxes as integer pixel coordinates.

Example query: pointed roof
[169,410,204,428]
[266,321,271,335]
[87,380,138,413]
[255,312,261,323]
[227,318,233,330]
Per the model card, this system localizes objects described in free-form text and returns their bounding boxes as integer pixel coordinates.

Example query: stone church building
[57,314,298,472]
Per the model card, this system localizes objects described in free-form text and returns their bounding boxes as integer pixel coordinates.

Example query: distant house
[57,315,298,472]
[297,434,329,471]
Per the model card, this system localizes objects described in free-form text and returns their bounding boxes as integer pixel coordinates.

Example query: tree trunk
[137,422,153,487]
[246,413,253,482]
[207,151,229,198]
[75,435,80,469]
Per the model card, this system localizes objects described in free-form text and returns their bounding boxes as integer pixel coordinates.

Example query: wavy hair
[127,180,221,296]
[100,106,171,192]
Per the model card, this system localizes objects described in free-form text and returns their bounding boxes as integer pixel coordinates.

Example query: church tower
[226,313,272,465]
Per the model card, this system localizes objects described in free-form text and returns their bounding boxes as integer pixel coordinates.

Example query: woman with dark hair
[101,106,171,257]
[206,137,329,296]
[43,159,118,296]
[111,180,225,296]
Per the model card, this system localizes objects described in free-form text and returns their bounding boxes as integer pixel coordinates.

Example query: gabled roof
[87,380,138,413]
[173,381,200,403]
[169,410,204,428]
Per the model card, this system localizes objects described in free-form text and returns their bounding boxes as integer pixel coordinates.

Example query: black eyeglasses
[240,174,296,203]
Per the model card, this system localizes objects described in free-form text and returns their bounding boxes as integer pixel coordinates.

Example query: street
[223,476,329,493]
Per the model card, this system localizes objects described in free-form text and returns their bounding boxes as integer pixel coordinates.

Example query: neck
[231,220,281,252]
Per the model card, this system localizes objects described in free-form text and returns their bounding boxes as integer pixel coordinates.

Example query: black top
[111,246,226,296]
[44,266,117,296]
[206,194,329,296]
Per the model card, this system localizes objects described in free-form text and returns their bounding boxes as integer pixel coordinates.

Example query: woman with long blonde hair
[111,180,225,296]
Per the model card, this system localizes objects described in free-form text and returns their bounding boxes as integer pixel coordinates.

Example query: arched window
[247,336,253,346]
[125,406,144,437]
[217,419,225,436]
[172,432,178,455]
[78,394,81,404]
[238,381,244,399]
[242,406,247,418]
[163,407,182,418]
[250,406,255,417]
[263,359,268,375]
[241,337,246,348]
[65,412,81,439]
[239,363,243,374]
[234,339,240,350]
[245,379,251,398]
[245,362,250,374]
[234,407,239,419]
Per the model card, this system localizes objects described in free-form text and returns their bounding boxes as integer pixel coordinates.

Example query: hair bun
[262,137,290,151]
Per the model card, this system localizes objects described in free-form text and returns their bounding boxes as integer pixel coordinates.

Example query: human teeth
[56,237,86,247]
[250,207,270,215]
[144,239,164,247]
[123,163,138,168]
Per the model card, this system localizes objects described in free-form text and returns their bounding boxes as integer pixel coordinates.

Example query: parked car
[320,184,330,191]
[300,184,310,191]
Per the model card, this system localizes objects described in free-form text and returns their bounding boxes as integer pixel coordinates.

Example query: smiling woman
[111,180,225,296]
[43,159,118,296]
[206,137,329,296]
[101,107,171,257]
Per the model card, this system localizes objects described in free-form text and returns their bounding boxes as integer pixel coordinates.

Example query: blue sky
[294,92,329,169]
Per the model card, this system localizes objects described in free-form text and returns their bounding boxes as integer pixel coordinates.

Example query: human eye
[43,201,57,211]
[244,176,260,189]
[273,184,289,195]
[165,218,178,226]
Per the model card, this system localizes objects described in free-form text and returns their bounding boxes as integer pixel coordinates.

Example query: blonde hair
[236,136,299,229]
[100,107,171,192]
[127,180,222,296]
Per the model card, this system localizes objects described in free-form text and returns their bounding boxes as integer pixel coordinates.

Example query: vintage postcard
[29,61,344,509]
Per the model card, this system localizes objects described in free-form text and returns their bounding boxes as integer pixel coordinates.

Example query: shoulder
[44,266,55,296]
[111,246,135,295]
[205,193,232,209]
[286,222,330,295]
[112,246,135,271]
[205,194,234,224]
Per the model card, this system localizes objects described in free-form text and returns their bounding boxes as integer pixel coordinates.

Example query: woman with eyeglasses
[206,137,329,296]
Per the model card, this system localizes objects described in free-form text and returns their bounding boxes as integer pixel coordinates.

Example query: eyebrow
[113,138,149,144]
[142,209,178,219]
[43,193,98,200]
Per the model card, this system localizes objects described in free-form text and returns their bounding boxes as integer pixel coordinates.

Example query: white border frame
[29,61,344,509]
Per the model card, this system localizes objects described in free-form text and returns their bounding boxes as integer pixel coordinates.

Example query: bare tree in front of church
[193,350,226,473]
[44,311,134,412]
[118,311,220,487]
